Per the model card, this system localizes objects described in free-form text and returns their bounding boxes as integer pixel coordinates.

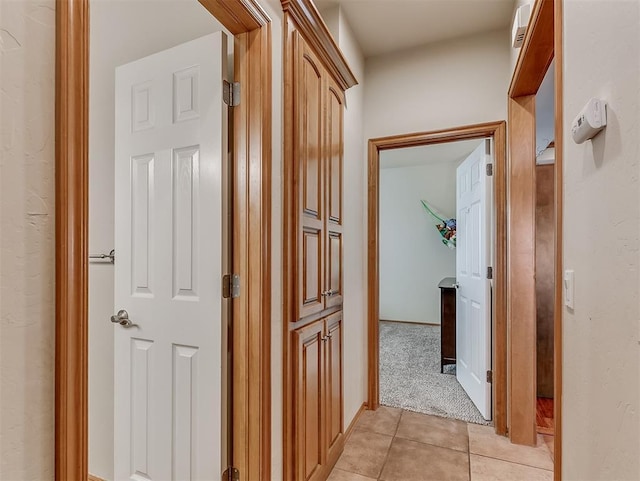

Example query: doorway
[88,5,233,478]
[534,61,556,449]
[377,138,491,425]
[367,121,508,435]
[55,1,272,479]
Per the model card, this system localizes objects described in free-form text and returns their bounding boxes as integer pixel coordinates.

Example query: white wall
[562,1,640,479]
[364,29,510,140]
[89,2,231,478]
[536,60,555,154]
[261,0,284,478]
[317,2,368,444]
[0,1,56,479]
[379,161,458,323]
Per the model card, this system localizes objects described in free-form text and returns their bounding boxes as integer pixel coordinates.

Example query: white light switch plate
[564,270,575,310]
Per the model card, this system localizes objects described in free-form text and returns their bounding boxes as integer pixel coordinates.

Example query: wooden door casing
[293,319,326,481]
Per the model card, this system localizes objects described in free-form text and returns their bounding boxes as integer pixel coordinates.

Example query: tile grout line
[376,410,403,480]
[471,452,554,472]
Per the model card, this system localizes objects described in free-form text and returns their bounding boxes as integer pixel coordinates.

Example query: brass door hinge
[223,467,240,481]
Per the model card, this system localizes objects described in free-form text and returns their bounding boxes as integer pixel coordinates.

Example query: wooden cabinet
[293,313,343,481]
[439,277,457,373]
[294,32,345,320]
[288,27,347,481]
[283,5,356,479]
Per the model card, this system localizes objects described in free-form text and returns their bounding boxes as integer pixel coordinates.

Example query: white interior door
[456,140,492,421]
[114,32,228,481]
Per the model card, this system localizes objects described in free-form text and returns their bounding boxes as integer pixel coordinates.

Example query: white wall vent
[512,3,532,48]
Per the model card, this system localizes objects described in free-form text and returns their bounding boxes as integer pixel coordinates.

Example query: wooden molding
[380,320,441,327]
[509,0,554,97]
[281,0,358,90]
[344,403,367,443]
[507,95,538,446]
[56,1,271,480]
[366,122,508,433]
[199,0,270,34]
[230,23,273,481]
[88,475,107,481]
[553,0,563,477]
[55,0,90,479]
[507,0,562,459]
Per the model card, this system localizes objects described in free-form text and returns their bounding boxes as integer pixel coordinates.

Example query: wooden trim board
[507,95,537,446]
[507,1,563,476]
[509,0,554,98]
[380,320,441,327]
[553,0,563,477]
[366,122,508,435]
[344,403,368,443]
[55,1,90,478]
[280,0,357,90]
[55,1,272,480]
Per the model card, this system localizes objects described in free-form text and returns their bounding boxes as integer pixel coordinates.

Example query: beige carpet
[379,321,491,425]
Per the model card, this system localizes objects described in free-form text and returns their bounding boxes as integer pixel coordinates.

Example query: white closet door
[114,32,228,481]
[456,140,492,421]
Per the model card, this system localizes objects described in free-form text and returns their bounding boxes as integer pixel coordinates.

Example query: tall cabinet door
[324,79,344,309]
[295,34,326,320]
[293,320,326,481]
[324,313,344,460]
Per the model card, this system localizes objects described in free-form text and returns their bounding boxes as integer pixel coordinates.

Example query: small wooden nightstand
[438,277,457,373]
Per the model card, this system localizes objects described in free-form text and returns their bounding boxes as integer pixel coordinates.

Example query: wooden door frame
[507,0,563,477]
[55,1,272,480]
[366,121,508,436]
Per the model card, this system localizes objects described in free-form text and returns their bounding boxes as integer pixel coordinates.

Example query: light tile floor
[329,407,554,481]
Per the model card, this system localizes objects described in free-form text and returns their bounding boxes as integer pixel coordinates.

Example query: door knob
[454,283,460,289]
[111,309,133,328]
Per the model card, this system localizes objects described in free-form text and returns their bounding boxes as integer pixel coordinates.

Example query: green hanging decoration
[421,200,456,249]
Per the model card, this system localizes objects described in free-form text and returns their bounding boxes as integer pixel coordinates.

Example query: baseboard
[344,402,368,442]
[89,475,108,481]
[380,319,440,327]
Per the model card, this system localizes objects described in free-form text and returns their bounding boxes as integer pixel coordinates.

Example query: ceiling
[380,139,484,169]
[314,0,516,58]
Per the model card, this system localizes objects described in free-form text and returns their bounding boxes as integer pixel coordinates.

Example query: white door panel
[456,140,492,421]
[115,32,228,481]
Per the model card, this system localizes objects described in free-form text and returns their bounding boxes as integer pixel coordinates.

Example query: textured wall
[364,29,510,141]
[0,1,56,480]
[562,0,640,479]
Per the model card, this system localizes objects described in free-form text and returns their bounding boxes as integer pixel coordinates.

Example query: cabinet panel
[301,53,323,219]
[326,86,343,224]
[325,81,344,309]
[294,320,325,481]
[302,228,323,310]
[326,232,342,308]
[296,36,325,319]
[325,314,343,459]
